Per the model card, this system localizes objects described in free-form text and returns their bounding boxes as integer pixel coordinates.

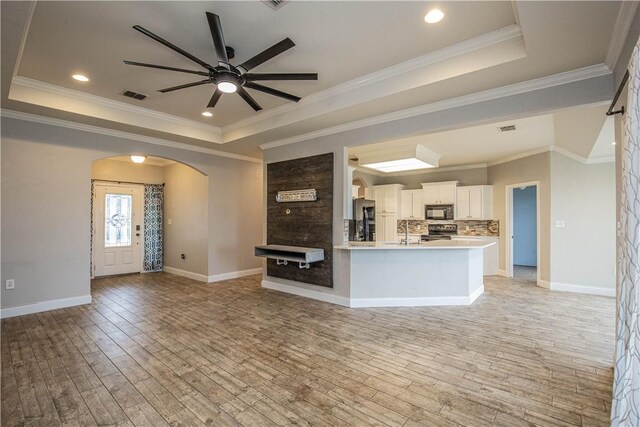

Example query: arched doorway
[91,155,207,278]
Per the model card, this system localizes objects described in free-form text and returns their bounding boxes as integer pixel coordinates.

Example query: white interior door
[93,184,143,277]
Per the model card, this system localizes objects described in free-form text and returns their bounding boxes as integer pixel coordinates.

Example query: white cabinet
[455,186,493,220]
[451,236,499,275]
[422,181,457,205]
[352,185,360,199]
[377,213,399,243]
[373,184,404,243]
[401,190,424,220]
[372,184,404,213]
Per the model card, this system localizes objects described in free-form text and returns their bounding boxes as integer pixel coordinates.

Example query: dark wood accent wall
[266,153,334,288]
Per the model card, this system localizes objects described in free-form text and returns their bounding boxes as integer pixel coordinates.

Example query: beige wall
[1,137,93,309]
[487,152,551,281]
[164,163,209,276]
[1,117,263,311]
[208,159,264,277]
[92,158,164,184]
[550,153,616,289]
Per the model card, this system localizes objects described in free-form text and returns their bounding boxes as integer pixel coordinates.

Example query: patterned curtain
[143,184,164,272]
[611,36,640,426]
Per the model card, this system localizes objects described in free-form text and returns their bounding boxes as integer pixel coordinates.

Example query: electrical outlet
[5,279,15,290]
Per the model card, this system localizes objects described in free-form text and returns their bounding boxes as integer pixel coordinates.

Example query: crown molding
[605,1,640,70]
[223,25,526,143]
[11,2,36,80]
[550,146,588,164]
[586,156,615,165]
[487,146,551,167]
[224,25,523,136]
[0,109,262,164]
[260,64,612,151]
[9,76,223,143]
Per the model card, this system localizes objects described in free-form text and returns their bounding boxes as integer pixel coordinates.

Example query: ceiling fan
[123,12,318,112]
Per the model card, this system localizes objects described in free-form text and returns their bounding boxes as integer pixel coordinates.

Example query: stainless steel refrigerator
[350,199,376,241]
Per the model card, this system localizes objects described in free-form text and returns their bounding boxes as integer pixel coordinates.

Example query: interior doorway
[505,181,540,284]
[93,183,144,277]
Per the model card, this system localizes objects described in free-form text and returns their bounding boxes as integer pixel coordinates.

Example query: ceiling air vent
[122,90,147,101]
[498,124,516,132]
[261,0,289,10]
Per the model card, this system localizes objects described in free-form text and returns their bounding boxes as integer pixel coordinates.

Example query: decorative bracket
[276,259,288,266]
[299,262,310,269]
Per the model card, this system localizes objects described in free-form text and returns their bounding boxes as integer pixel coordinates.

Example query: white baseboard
[497,269,508,277]
[261,280,351,307]
[208,268,262,283]
[262,279,484,308]
[0,295,92,319]
[469,285,485,303]
[549,282,615,297]
[351,285,484,308]
[163,266,208,282]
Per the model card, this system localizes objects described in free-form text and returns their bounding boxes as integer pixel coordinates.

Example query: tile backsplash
[397,219,499,236]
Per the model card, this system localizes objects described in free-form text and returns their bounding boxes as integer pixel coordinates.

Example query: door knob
[136,233,140,237]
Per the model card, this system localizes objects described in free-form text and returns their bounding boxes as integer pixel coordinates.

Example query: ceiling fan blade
[207,88,223,108]
[236,86,262,111]
[245,73,318,81]
[205,12,229,68]
[123,60,210,76]
[158,79,212,93]
[238,38,295,73]
[244,82,301,103]
[133,25,213,70]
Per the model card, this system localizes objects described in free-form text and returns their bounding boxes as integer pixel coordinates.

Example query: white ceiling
[18,1,516,127]
[0,1,627,162]
[350,103,615,170]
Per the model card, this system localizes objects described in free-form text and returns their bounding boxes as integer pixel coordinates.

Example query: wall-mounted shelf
[255,245,325,269]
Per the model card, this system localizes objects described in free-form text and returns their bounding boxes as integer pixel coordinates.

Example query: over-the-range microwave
[425,204,454,220]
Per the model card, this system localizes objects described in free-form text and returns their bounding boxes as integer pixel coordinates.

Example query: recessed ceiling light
[202,111,213,117]
[363,158,436,173]
[424,9,444,24]
[72,74,89,82]
[130,155,146,164]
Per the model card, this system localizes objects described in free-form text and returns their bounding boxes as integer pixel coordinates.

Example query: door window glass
[104,193,132,247]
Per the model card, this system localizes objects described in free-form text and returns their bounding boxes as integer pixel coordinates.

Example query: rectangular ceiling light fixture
[359,144,441,173]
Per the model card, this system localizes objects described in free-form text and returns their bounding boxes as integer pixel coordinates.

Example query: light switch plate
[5,279,15,290]
[555,220,565,228]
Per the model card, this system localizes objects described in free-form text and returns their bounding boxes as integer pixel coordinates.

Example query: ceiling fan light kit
[124,12,318,113]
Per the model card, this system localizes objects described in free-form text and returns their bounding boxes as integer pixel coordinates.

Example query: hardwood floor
[513,266,537,283]
[1,273,615,426]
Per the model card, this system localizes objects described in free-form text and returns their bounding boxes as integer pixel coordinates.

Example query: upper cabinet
[372,184,405,213]
[456,185,493,220]
[401,190,424,220]
[352,185,360,199]
[421,181,457,205]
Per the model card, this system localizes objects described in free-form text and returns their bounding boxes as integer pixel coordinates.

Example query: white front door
[93,183,144,277]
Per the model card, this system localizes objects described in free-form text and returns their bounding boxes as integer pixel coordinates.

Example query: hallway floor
[1,273,614,426]
[513,265,538,283]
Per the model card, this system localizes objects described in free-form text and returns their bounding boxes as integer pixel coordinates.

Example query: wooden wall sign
[266,153,334,288]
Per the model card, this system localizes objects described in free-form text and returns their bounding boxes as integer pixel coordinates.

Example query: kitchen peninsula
[335,239,495,307]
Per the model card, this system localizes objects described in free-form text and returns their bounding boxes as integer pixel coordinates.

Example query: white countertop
[335,240,496,250]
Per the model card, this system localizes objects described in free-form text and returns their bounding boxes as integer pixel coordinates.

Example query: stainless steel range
[421,223,458,242]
